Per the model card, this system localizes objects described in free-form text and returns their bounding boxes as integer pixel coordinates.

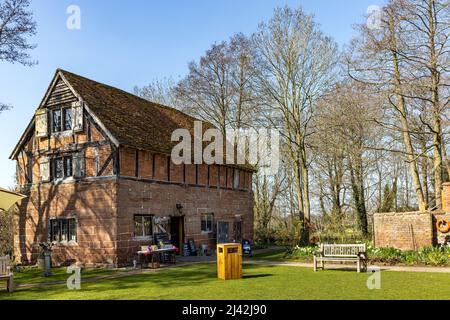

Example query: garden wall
[373,212,433,250]
[374,183,450,250]
[374,211,450,250]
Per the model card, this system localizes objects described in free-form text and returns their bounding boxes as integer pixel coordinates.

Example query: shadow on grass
[1,263,281,299]
[243,274,272,279]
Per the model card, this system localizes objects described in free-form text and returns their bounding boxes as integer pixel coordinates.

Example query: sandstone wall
[116,178,254,266]
[14,178,118,266]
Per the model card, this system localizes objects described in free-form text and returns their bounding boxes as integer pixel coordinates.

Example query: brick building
[10,69,255,267]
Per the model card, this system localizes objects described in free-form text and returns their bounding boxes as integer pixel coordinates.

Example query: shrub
[366,245,450,266]
[282,243,450,266]
[284,245,318,261]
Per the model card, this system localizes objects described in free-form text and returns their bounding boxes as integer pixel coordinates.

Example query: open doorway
[170,216,184,252]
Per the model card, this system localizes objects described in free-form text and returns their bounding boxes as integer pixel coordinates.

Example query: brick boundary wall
[373,212,433,250]
[373,211,450,250]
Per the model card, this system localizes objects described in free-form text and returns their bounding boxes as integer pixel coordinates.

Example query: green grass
[9,266,123,285]
[251,249,292,261]
[1,263,449,300]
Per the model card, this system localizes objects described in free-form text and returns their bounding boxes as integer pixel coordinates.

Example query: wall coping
[373,211,431,217]
[374,211,450,217]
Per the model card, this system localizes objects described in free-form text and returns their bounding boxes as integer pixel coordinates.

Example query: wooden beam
[97,152,115,177]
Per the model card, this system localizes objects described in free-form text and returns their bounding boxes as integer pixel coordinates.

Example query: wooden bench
[313,244,367,273]
[0,255,14,292]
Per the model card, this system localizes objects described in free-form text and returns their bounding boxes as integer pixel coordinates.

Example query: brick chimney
[442,183,450,212]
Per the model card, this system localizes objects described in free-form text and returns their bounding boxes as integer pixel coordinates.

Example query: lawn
[1,263,449,300]
[6,266,124,285]
[251,249,294,261]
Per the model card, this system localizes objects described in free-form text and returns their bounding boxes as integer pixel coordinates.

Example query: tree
[175,33,257,135]
[252,6,339,244]
[347,1,428,211]
[393,0,449,209]
[315,81,382,236]
[0,0,37,112]
[133,77,183,110]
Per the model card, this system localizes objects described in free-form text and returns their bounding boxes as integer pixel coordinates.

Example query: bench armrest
[357,252,366,259]
[313,250,323,257]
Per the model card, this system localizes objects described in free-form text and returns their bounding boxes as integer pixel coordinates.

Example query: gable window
[52,107,72,133]
[52,109,62,133]
[201,213,214,233]
[53,156,73,180]
[134,215,153,238]
[49,218,77,243]
[63,108,72,131]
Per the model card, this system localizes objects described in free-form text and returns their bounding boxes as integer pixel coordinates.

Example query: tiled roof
[61,69,212,155]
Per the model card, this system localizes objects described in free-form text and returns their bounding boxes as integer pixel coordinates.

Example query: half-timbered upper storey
[10,69,254,191]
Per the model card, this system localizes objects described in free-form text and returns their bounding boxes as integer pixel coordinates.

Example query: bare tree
[394,0,450,209]
[175,34,257,135]
[347,1,428,211]
[252,6,338,244]
[133,77,185,110]
[0,0,37,112]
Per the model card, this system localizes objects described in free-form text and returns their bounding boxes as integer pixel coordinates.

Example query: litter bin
[217,243,242,280]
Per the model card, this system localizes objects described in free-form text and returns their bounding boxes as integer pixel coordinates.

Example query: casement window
[134,215,153,238]
[201,213,214,233]
[52,107,72,133]
[52,156,73,180]
[63,108,72,131]
[49,218,77,243]
[43,153,83,182]
[35,102,83,137]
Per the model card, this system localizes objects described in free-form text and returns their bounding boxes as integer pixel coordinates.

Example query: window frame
[51,106,72,133]
[133,215,153,240]
[52,155,73,181]
[201,213,214,233]
[49,217,77,244]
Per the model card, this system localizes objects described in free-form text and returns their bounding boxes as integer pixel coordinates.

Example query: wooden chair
[313,244,367,273]
[0,255,14,293]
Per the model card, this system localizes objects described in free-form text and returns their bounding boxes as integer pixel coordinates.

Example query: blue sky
[0,0,385,188]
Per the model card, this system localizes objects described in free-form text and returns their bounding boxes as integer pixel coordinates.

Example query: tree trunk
[389,13,426,211]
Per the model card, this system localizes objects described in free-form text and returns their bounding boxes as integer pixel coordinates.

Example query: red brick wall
[116,178,254,266]
[209,165,219,187]
[373,212,433,250]
[14,179,119,266]
[197,164,208,186]
[170,162,184,183]
[185,164,196,185]
[154,154,169,181]
[442,183,450,212]
[219,166,227,187]
[138,150,152,179]
[120,147,136,177]
[15,175,255,267]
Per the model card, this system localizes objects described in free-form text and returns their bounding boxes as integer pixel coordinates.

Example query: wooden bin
[217,243,242,280]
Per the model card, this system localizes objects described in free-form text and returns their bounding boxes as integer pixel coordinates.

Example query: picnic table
[137,248,177,269]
